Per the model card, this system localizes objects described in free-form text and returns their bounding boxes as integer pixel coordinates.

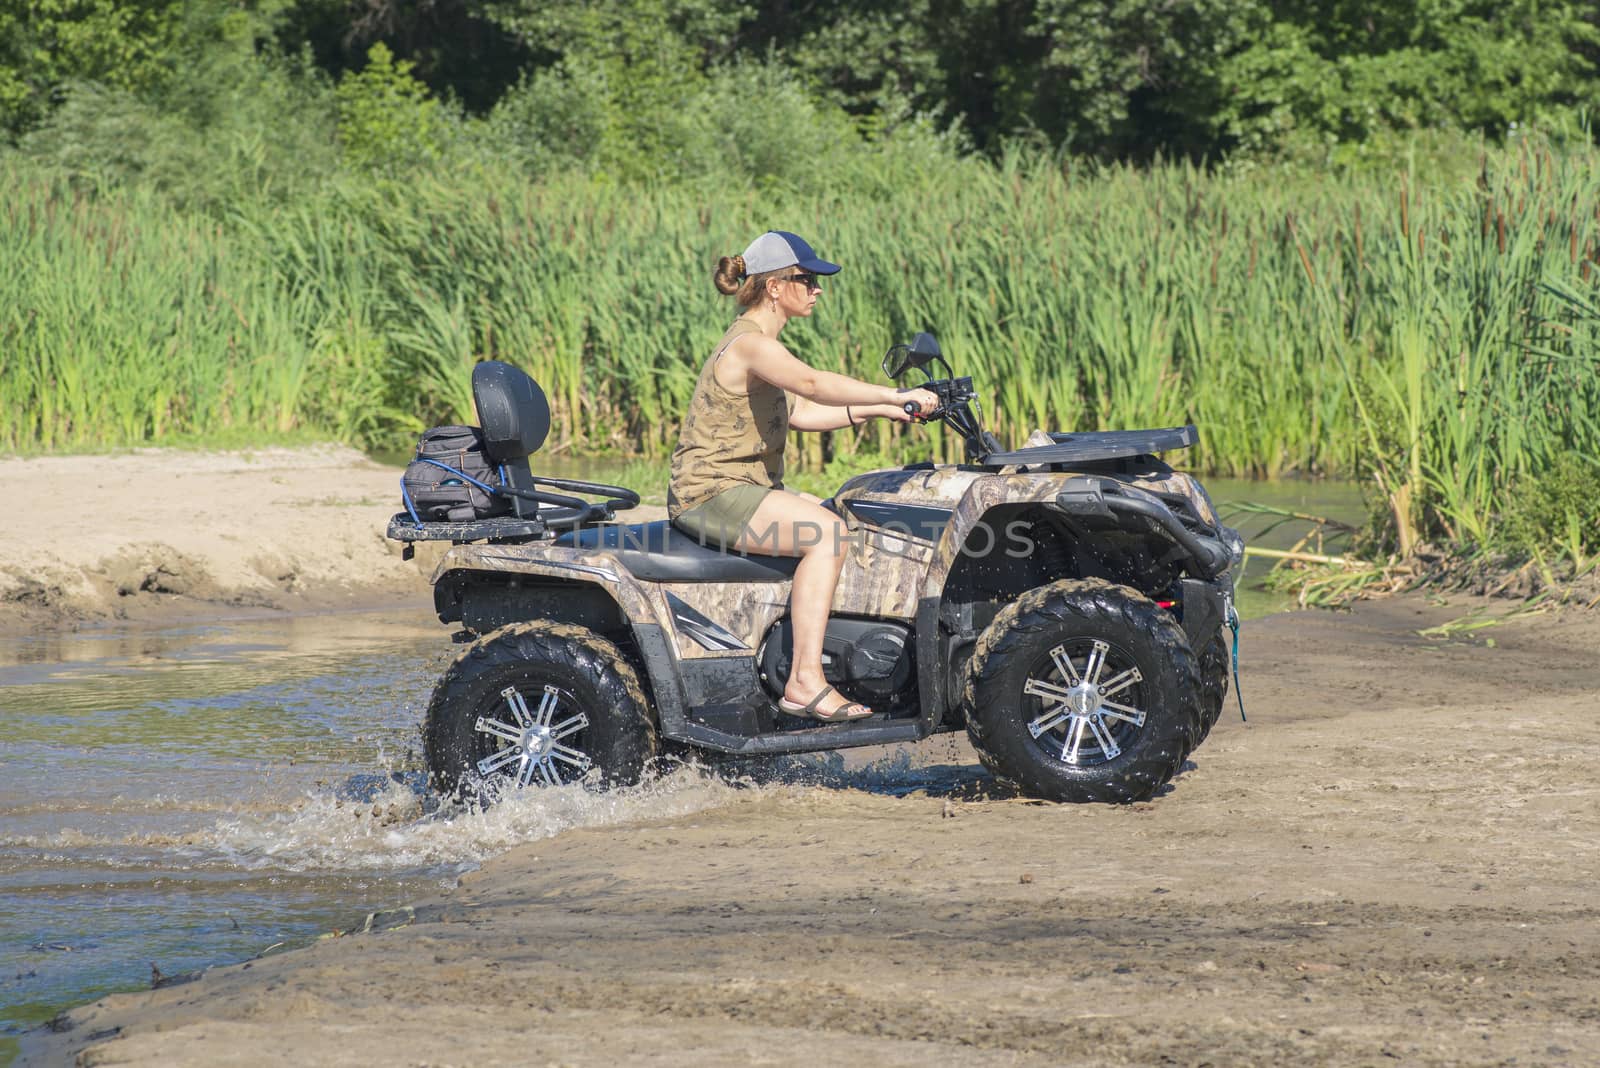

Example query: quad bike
[388,334,1244,804]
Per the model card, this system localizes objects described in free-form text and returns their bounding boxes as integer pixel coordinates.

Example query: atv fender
[1048,476,1231,579]
[429,544,695,740]
[911,471,1233,726]
[913,474,1073,728]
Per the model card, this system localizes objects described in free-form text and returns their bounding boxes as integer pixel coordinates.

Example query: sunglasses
[782,271,822,290]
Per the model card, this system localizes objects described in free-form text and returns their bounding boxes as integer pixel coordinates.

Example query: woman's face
[769,270,822,318]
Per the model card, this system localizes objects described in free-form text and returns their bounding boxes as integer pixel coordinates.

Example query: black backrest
[472,360,551,463]
[471,360,551,519]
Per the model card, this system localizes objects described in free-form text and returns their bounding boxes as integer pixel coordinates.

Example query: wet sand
[21,594,1600,1066]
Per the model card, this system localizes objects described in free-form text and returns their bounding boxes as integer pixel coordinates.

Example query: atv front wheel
[964,579,1196,803]
[423,621,657,800]
[1193,629,1230,749]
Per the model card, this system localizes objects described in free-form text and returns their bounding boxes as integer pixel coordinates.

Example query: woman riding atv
[667,231,939,723]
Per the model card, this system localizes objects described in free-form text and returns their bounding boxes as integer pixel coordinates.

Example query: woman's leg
[734,490,866,720]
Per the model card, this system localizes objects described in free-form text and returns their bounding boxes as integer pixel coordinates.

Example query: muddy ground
[20,592,1600,1067]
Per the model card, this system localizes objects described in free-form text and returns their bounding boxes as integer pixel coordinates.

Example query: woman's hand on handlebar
[889,387,940,421]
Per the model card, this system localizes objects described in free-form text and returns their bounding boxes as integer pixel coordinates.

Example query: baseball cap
[740,231,841,276]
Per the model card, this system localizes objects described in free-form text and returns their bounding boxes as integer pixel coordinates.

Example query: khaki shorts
[671,483,773,549]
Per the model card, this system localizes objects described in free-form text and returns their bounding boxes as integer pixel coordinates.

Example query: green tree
[0,0,185,137]
[477,0,748,179]
[8,0,1600,178]
[743,0,1259,156]
[1028,0,1263,157]
[485,0,747,66]
[275,0,531,112]
[745,0,1043,149]
[334,42,444,172]
[1209,1,1600,154]
[17,0,339,208]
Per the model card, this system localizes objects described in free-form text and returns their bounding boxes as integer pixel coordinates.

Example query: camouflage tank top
[668,318,795,518]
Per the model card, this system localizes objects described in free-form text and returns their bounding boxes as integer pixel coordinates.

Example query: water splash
[3,748,1001,881]
[178,743,1002,876]
[203,764,761,874]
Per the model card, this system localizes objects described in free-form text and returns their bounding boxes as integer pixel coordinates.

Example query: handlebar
[898,374,993,460]
[904,377,975,413]
[884,333,1000,461]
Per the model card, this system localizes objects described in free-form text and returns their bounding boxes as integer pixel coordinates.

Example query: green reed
[0,169,317,448]
[5,142,1599,557]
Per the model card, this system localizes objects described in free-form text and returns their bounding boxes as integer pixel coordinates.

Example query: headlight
[1222,526,1246,570]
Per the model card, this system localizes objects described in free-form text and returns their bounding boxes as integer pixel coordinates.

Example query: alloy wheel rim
[473,683,593,787]
[1021,639,1146,766]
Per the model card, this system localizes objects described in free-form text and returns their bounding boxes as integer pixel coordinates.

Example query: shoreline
[0,445,426,637]
[19,595,1600,1066]
[5,444,1575,636]
[0,446,667,639]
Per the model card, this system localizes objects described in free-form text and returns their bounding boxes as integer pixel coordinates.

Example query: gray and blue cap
[740,231,841,277]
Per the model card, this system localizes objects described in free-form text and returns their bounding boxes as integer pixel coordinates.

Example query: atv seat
[555,521,801,583]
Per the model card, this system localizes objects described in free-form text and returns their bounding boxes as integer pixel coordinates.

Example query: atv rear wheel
[423,621,657,800]
[964,579,1196,803]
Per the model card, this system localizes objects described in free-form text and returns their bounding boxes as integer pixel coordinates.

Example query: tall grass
[4,172,284,446]
[4,142,1598,555]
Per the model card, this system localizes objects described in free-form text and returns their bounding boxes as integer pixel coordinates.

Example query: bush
[483,61,611,176]
[19,29,339,211]
[334,43,446,173]
[1497,454,1600,561]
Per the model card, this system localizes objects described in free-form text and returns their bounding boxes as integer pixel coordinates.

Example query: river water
[0,478,1363,1061]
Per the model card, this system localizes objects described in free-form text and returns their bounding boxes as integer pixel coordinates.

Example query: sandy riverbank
[18,593,1600,1066]
[8,446,1600,1065]
[0,446,666,635]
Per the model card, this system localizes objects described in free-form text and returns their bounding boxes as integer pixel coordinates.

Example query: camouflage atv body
[391,338,1244,803]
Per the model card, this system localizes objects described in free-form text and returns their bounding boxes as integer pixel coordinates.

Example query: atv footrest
[674,716,926,755]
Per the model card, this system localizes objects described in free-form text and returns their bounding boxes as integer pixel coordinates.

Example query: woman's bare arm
[729,333,904,407]
[789,397,915,431]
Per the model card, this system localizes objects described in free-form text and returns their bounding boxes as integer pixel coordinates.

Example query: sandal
[777,685,872,723]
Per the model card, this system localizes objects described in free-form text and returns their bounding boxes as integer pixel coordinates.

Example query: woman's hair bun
[713,254,745,295]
